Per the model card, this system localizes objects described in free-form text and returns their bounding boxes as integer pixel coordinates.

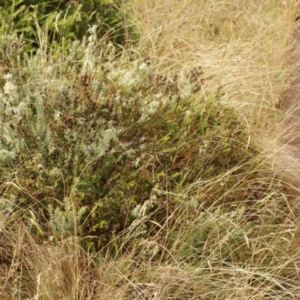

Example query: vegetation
[0,0,134,53]
[0,0,300,299]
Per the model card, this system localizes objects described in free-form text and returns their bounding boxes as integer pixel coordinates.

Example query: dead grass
[125,0,300,194]
[2,195,300,299]
[128,0,296,126]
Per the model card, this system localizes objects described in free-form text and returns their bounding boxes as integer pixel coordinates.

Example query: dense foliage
[0,0,133,53]
[0,30,263,250]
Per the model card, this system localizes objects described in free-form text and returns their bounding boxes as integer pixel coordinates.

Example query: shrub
[0,31,260,250]
[0,0,134,53]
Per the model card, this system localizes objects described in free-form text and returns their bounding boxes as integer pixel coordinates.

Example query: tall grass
[1,1,300,299]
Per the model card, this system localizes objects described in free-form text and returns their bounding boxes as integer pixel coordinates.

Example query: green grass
[0,0,300,299]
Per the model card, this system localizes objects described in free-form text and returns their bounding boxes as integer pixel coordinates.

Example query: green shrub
[0,31,259,250]
[0,0,134,53]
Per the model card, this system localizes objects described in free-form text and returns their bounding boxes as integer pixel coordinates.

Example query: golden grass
[2,0,300,299]
[128,0,296,125]
[126,0,300,194]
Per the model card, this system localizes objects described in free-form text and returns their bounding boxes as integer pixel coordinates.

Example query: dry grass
[1,0,300,299]
[2,196,300,299]
[127,1,300,199]
[126,0,300,191]
[128,0,295,125]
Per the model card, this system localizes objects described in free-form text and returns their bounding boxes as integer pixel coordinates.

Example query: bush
[0,0,134,53]
[0,31,259,250]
